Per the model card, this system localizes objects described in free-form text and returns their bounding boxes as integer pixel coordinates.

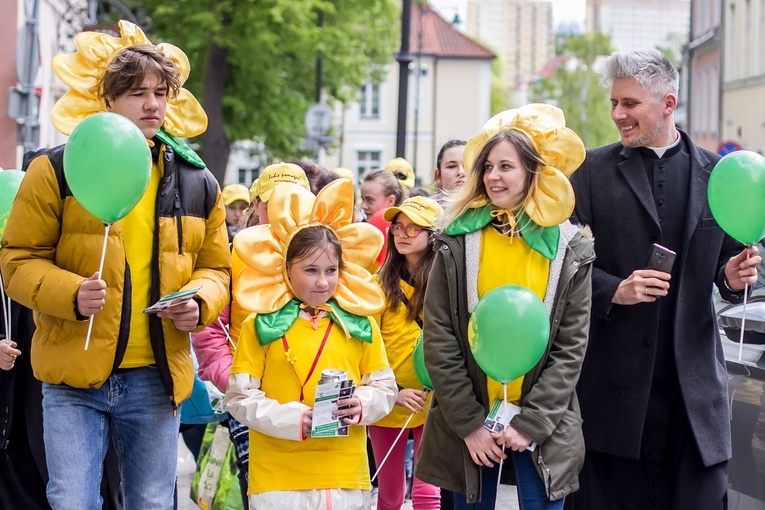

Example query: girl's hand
[301,409,313,439]
[490,424,532,452]
[333,396,362,425]
[465,426,506,467]
[0,340,21,371]
[396,388,426,413]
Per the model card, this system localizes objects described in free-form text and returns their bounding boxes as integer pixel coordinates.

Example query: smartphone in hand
[645,243,676,273]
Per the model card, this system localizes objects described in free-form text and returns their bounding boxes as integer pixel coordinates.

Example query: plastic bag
[191,422,243,510]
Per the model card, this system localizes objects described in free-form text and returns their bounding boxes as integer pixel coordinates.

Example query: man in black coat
[568,49,761,510]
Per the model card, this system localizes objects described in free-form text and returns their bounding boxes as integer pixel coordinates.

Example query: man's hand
[158,299,200,331]
[724,245,761,291]
[612,269,671,305]
[77,272,107,317]
[465,425,506,467]
[395,388,427,413]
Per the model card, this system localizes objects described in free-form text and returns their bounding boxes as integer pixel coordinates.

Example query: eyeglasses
[390,224,424,237]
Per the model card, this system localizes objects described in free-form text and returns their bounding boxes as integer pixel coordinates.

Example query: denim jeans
[42,366,180,510]
[453,450,564,510]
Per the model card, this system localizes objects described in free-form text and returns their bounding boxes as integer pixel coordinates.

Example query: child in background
[371,196,443,510]
[225,180,397,509]
[433,140,467,201]
[221,184,251,242]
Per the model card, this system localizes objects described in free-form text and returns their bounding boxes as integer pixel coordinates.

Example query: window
[238,167,258,187]
[359,82,380,119]
[356,150,381,177]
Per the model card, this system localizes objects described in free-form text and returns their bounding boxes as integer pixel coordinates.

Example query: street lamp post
[395,0,412,158]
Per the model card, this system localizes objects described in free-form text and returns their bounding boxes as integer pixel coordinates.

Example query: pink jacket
[191,305,232,393]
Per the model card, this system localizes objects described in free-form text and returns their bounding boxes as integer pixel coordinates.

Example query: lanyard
[281,319,333,402]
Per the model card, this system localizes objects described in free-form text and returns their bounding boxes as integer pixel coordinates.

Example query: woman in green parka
[415,104,595,509]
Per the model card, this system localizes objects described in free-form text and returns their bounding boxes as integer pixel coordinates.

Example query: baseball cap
[221,184,251,206]
[251,163,310,202]
[383,196,443,227]
[331,167,355,182]
[385,157,415,189]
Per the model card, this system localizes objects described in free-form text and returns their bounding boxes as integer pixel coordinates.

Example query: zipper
[537,449,553,499]
[174,192,183,254]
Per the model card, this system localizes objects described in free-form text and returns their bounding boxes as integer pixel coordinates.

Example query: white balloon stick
[84,223,111,350]
[371,412,415,483]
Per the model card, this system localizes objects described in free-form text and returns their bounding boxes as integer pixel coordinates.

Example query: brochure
[311,379,356,438]
[483,399,537,451]
[142,286,202,314]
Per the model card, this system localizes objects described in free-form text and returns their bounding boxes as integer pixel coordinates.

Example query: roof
[404,3,496,60]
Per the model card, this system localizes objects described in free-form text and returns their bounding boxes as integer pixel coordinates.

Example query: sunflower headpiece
[233,179,385,344]
[50,20,207,139]
[463,103,585,228]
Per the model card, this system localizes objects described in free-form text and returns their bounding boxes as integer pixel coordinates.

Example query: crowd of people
[0,19,761,510]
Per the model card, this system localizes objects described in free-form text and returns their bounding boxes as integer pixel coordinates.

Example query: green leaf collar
[155,129,206,168]
[445,206,560,261]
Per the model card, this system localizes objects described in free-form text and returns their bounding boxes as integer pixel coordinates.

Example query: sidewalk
[177,438,519,509]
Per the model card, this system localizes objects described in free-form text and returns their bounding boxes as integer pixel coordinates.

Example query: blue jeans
[453,450,564,510]
[42,366,180,510]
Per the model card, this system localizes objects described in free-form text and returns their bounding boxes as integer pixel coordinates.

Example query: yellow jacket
[0,143,231,408]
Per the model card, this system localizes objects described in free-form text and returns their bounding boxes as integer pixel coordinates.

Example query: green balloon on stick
[0,170,24,241]
[412,331,432,390]
[708,150,765,245]
[63,112,152,224]
[468,285,550,384]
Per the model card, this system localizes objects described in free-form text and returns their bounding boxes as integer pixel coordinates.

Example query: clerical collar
[645,131,681,158]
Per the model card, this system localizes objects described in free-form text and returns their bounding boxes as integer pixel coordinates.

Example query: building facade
[721,0,765,155]
[586,0,691,55]
[322,4,495,186]
[684,0,722,152]
[465,0,553,107]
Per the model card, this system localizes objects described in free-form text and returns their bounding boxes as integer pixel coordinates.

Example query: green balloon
[63,112,152,224]
[468,285,550,384]
[708,150,765,245]
[412,331,432,390]
[0,170,24,241]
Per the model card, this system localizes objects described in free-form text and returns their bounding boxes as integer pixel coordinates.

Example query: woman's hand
[396,388,426,413]
[0,340,21,371]
[334,396,363,425]
[465,425,506,467]
[301,409,313,439]
[490,424,532,452]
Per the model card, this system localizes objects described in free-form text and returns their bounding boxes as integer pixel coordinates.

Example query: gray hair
[598,49,679,98]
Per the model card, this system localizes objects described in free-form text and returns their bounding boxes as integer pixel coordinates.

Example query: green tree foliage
[530,32,620,149]
[129,0,399,180]
[490,57,509,115]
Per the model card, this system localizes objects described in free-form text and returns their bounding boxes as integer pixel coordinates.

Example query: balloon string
[217,318,236,351]
[497,383,508,499]
[0,272,9,344]
[84,223,111,351]
[371,412,415,483]
[737,250,751,362]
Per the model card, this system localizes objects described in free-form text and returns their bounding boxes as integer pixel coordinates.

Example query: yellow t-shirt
[119,161,161,368]
[231,313,389,494]
[477,225,550,405]
[374,280,432,428]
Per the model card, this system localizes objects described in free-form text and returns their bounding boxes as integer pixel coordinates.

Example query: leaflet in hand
[483,399,537,451]
[311,379,356,438]
[142,286,202,314]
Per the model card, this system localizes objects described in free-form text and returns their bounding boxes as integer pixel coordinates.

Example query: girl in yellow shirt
[372,196,444,510]
[224,180,397,509]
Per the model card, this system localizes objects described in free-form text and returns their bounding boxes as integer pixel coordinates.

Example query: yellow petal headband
[50,20,207,138]
[463,103,585,227]
[232,179,385,318]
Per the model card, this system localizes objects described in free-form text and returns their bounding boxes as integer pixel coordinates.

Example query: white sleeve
[224,373,312,441]
[357,367,398,425]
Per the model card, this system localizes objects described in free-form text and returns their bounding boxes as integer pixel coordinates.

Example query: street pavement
[177,437,520,509]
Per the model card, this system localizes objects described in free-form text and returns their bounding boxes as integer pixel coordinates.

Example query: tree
[529,32,619,149]
[128,0,399,182]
